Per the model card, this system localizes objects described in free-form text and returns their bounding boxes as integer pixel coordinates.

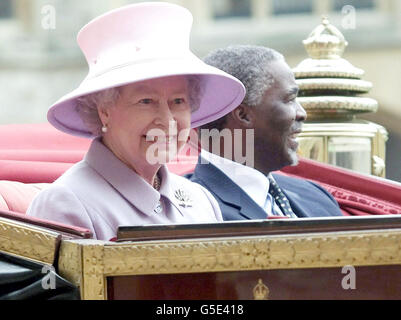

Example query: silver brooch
[174,189,193,208]
[153,200,163,214]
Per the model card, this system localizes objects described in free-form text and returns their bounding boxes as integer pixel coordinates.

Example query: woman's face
[100,76,192,173]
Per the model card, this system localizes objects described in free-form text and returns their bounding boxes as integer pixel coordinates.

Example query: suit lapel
[239,190,268,219]
[194,158,267,220]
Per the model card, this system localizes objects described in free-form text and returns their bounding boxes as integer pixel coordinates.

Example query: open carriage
[1,123,401,300]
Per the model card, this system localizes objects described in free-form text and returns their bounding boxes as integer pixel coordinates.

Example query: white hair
[203,45,284,107]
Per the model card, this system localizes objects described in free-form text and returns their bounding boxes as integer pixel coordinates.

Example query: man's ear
[231,105,255,128]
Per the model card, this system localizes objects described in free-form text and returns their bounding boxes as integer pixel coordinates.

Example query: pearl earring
[102,125,108,133]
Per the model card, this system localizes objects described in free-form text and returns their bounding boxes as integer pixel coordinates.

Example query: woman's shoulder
[32,161,109,210]
[28,183,84,211]
[26,183,94,227]
[55,160,94,182]
[54,160,111,193]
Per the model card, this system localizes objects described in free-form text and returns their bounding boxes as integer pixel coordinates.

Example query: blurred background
[0,0,400,181]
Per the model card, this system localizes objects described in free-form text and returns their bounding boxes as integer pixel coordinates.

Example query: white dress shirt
[200,150,285,217]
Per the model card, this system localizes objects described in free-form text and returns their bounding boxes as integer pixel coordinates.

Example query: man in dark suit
[189,45,342,220]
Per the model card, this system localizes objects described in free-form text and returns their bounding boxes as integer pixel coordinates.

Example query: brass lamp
[294,17,388,177]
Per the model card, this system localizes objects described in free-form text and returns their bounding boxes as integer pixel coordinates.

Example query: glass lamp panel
[328,137,371,174]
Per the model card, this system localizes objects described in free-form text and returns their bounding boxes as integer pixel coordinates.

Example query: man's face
[252,59,306,172]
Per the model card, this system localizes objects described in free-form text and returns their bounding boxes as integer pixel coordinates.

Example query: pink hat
[47,2,246,138]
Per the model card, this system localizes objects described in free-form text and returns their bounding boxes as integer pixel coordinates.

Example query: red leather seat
[0,180,45,213]
[0,123,89,183]
[280,158,401,216]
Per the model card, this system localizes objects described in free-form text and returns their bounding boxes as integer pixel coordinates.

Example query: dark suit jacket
[187,159,343,220]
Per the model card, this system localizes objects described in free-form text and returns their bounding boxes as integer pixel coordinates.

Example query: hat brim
[48,57,245,138]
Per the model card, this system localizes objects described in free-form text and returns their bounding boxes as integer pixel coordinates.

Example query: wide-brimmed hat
[47,2,245,138]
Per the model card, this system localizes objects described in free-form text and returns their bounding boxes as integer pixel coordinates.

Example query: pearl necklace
[153,174,161,191]
[153,174,163,214]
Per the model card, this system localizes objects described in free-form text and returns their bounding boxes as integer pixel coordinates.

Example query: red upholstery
[0,123,89,183]
[1,122,401,220]
[281,158,401,216]
[0,160,75,183]
[0,123,90,151]
[0,180,46,213]
[0,123,195,182]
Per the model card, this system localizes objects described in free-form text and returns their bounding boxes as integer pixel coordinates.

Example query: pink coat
[26,138,222,240]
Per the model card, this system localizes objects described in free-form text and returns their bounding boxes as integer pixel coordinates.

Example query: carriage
[1,123,401,300]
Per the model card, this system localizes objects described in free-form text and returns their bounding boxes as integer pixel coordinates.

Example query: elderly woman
[26,3,245,240]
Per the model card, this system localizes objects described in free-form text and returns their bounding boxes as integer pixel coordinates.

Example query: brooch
[153,200,163,214]
[174,189,193,208]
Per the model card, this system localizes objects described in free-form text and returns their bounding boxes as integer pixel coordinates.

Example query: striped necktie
[268,175,297,218]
